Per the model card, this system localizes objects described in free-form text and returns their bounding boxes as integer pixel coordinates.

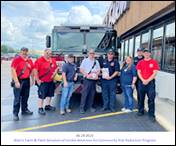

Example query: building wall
[156,71,175,102]
[114,1,175,36]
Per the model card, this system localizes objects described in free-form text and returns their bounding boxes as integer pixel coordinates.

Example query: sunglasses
[89,52,95,54]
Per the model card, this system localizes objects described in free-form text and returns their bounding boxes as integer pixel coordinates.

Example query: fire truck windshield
[52,32,106,53]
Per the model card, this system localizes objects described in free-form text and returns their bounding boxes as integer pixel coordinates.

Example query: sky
[1,1,111,50]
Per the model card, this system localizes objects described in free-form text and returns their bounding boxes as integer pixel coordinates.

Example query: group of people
[11,47,159,123]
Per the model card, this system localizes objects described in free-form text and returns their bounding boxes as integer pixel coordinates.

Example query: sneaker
[90,108,96,112]
[45,105,56,111]
[80,109,85,114]
[13,114,19,121]
[22,109,33,115]
[66,108,71,113]
[125,109,133,113]
[137,112,144,116]
[121,107,126,112]
[38,108,46,115]
[60,110,65,115]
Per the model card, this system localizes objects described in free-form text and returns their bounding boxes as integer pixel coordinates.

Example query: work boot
[149,116,156,122]
[13,114,19,121]
[137,112,144,116]
[38,108,46,115]
[22,109,33,115]
[45,105,56,111]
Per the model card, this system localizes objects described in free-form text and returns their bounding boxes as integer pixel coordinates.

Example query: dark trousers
[135,78,140,108]
[138,80,156,117]
[101,79,117,111]
[13,78,30,115]
[80,79,96,111]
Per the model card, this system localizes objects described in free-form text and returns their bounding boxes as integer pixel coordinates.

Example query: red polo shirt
[136,58,160,80]
[34,56,57,82]
[11,56,34,79]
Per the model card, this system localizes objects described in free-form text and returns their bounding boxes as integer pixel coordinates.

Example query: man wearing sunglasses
[34,48,57,115]
[79,49,100,114]
[100,49,120,112]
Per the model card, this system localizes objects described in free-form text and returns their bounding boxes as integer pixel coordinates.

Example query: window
[152,27,164,66]
[163,22,175,72]
[56,32,84,53]
[134,35,141,57]
[129,37,134,57]
[86,32,105,50]
[141,32,149,49]
[120,41,124,61]
[124,40,129,58]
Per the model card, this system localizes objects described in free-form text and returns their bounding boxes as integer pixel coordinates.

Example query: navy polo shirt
[134,56,144,66]
[102,59,120,77]
[120,64,137,85]
[62,63,77,82]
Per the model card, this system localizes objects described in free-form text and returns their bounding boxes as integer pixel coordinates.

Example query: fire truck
[46,25,121,94]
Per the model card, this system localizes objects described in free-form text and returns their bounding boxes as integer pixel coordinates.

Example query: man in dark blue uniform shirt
[101,49,120,112]
[134,48,144,108]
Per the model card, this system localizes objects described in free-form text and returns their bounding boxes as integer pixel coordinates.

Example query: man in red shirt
[11,47,34,121]
[34,49,57,115]
[136,48,159,122]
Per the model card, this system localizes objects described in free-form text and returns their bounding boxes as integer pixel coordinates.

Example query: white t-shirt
[80,57,100,74]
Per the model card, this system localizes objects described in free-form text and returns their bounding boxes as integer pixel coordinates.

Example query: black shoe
[100,107,108,112]
[22,109,33,115]
[45,105,56,111]
[137,112,144,116]
[13,114,19,121]
[90,108,96,112]
[38,108,46,115]
[149,116,156,122]
[110,109,116,112]
[80,109,85,114]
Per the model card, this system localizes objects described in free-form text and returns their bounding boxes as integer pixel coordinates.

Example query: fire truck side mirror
[46,35,51,48]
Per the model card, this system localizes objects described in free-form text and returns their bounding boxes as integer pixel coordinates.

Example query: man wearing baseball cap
[100,49,120,112]
[133,48,144,108]
[11,47,34,121]
[136,48,159,122]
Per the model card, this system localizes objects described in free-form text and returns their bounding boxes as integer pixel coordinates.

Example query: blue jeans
[101,79,117,111]
[121,85,134,110]
[60,82,74,111]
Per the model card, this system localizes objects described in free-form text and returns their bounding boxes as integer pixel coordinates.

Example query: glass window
[86,32,105,50]
[56,32,84,53]
[134,35,141,57]
[124,40,129,58]
[163,22,175,72]
[120,41,124,61]
[141,32,149,49]
[129,37,134,57]
[152,27,164,66]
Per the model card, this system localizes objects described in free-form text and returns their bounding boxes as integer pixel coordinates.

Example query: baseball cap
[107,49,114,54]
[137,48,143,51]
[143,48,151,53]
[21,47,28,51]
[68,54,74,58]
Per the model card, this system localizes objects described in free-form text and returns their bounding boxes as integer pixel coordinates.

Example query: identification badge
[149,63,154,68]
[110,62,114,66]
